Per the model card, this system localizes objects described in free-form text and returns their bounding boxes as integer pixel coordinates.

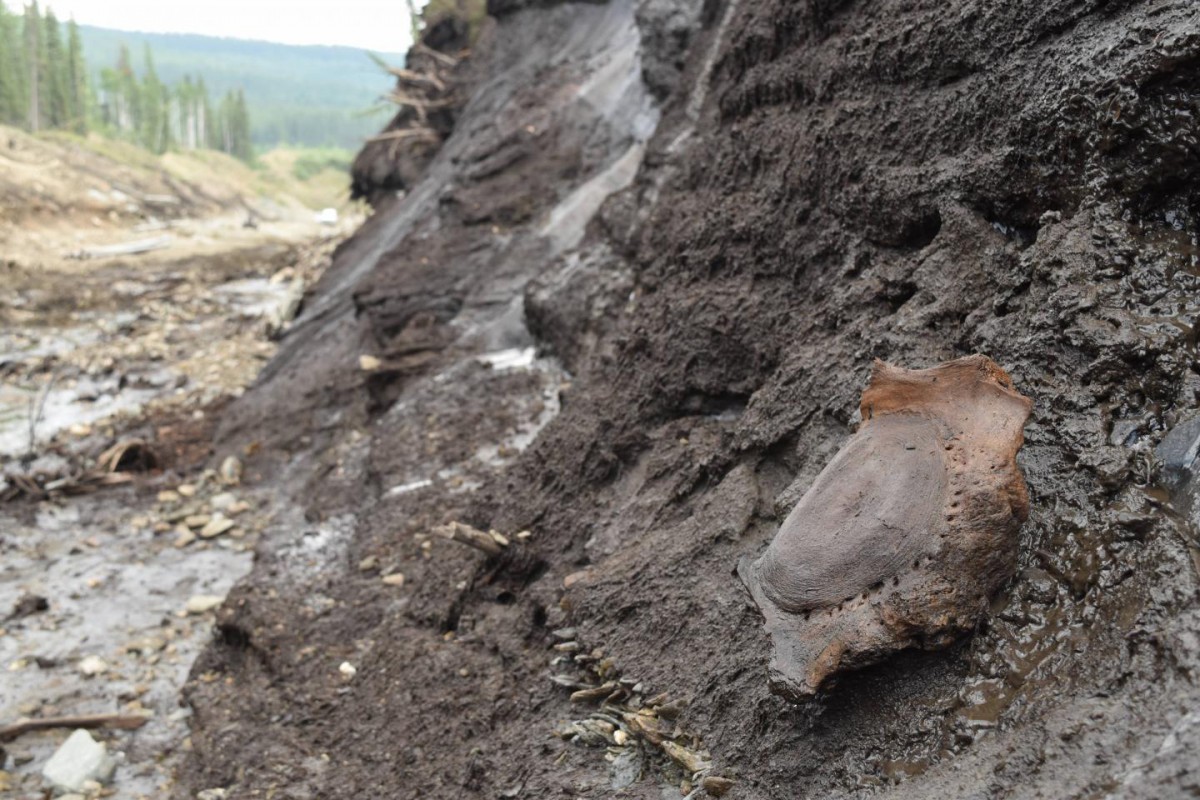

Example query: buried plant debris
[739,355,1032,700]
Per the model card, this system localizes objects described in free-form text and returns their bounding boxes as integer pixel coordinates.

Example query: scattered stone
[382,573,406,587]
[702,776,735,796]
[209,492,238,511]
[219,456,243,486]
[41,730,115,793]
[77,655,108,676]
[174,528,197,548]
[177,484,197,498]
[660,740,712,775]
[186,595,224,615]
[125,635,166,654]
[7,593,49,621]
[359,354,382,371]
[184,514,212,529]
[358,556,379,572]
[339,662,357,680]
[199,515,236,539]
[156,489,182,504]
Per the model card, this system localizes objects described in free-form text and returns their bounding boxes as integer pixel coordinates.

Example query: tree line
[0,2,253,161]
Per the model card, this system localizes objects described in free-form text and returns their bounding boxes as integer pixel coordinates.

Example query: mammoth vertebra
[738,355,1033,700]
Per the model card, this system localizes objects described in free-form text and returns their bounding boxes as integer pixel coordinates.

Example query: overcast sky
[11,0,413,53]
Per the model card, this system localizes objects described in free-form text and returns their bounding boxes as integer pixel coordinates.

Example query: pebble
[702,776,735,797]
[359,354,382,371]
[77,655,108,676]
[184,514,212,529]
[186,595,224,614]
[210,492,238,511]
[200,515,236,539]
[157,489,181,504]
[358,556,379,572]
[219,456,243,486]
[382,573,406,587]
[41,730,115,793]
[339,662,357,680]
[174,529,197,548]
[177,484,197,498]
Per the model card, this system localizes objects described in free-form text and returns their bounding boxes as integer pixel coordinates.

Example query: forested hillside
[0,2,254,160]
[78,26,401,149]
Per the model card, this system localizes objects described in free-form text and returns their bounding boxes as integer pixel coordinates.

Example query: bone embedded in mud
[739,355,1033,700]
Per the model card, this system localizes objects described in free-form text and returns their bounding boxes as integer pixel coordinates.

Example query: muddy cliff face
[183,1,1200,798]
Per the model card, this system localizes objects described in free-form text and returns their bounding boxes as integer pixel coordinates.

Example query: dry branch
[0,713,150,743]
[368,128,441,144]
[433,521,509,556]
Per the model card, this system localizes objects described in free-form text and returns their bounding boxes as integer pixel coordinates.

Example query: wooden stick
[412,41,460,67]
[386,67,447,93]
[433,522,508,556]
[0,713,151,743]
[367,128,441,144]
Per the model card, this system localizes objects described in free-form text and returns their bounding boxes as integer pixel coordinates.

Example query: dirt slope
[183,1,1200,798]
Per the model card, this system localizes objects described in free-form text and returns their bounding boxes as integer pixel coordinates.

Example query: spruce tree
[24,1,42,130]
[66,19,86,133]
[0,4,27,126]
[139,44,164,151]
[41,8,69,129]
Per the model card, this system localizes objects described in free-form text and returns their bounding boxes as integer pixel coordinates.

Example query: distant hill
[77,26,405,150]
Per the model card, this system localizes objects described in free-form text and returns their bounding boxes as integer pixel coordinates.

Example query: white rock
[186,595,224,614]
[199,515,236,539]
[41,730,115,793]
[209,492,238,511]
[77,655,108,676]
[339,661,357,680]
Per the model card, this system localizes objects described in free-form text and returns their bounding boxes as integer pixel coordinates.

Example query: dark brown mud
[182,1,1200,798]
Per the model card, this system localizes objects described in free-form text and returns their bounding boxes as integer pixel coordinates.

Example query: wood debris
[0,713,151,743]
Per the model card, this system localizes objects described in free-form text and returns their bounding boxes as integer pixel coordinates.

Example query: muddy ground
[9,0,1200,798]
[0,208,350,798]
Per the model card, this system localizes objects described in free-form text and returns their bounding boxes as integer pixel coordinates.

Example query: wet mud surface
[0,219,343,798]
[180,0,1200,799]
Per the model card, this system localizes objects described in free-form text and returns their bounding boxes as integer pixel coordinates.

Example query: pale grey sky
[9,0,413,53]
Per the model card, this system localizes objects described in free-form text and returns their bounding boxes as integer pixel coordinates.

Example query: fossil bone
[739,355,1033,700]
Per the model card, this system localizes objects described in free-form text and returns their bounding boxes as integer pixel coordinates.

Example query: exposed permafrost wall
[188,1,1200,799]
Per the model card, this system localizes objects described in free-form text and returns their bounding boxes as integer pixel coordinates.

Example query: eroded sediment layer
[185,1,1200,798]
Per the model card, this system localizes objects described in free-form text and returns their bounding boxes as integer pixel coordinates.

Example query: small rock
[702,776,735,797]
[381,573,406,587]
[174,529,197,548]
[7,593,48,620]
[157,490,181,504]
[186,595,224,615]
[209,492,238,511]
[77,655,108,676]
[125,635,166,654]
[197,788,229,800]
[184,514,212,529]
[199,515,236,539]
[41,730,115,793]
[359,354,382,371]
[219,456,243,486]
[177,484,197,498]
[339,662,357,680]
[358,556,379,572]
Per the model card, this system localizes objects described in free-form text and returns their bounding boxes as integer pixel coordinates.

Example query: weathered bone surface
[739,355,1033,700]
